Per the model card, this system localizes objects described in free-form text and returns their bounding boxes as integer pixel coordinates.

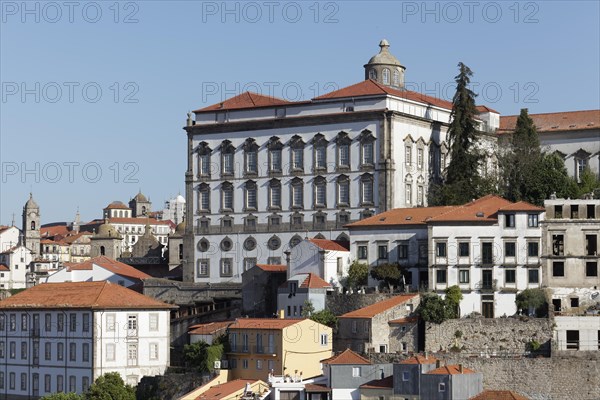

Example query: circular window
[244,237,257,251]
[289,235,302,248]
[268,236,281,251]
[221,237,233,251]
[197,238,210,252]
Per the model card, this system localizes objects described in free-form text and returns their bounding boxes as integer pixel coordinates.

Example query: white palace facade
[182,40,500,283]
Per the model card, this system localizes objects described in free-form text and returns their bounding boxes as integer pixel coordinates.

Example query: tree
[435,62,484,205]
[575,166,600,198]
[346,260,369,289]
[183,340,225,373]
[444,285,463,318]
[84,372,135,400]
[418,293,451,324]
[301,299,315,317]
[516,288,547,317]
[310,309,338,329]
[42,394,83,400]
[370,263,401,291]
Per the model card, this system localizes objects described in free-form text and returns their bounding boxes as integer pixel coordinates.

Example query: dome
[25,193,39,209]
[175,194,185,203]
[105,201,128,210]
[134,191,148,202]
[96,222,121,238]
[367,39,403,67]
[175,220,186,233]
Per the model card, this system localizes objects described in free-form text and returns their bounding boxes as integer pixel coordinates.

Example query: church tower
[22,193,40,258]
[364,39,406,89]
[129,190,152,217]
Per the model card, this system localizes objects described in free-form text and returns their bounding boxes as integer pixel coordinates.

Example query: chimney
[459,364,464,374]
[278,309,285,319]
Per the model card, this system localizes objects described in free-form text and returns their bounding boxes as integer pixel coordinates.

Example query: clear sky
[1,0,599,225]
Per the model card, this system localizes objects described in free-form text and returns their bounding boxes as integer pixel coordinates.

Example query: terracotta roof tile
[469,390,530,400]
[300,273,332,289]
[0,264,9,271]
[498,109,599,133]
[399,355,438,365]
[498,201,545,212]
[304,383,331,392]
[427,195,514,223]
[229,318,304,330]
[108,217,172,226]
[427,365,476,375]
[388,316,419,324]
[308,239,349,251]
[321,348,372,365]
[104,201,130,210]
[255,264,287,272]
[0,281,175,310]
[347,206,456,228]
[195,379,259,400]
[339,294,418,319]
[188,321,232,335]
[194,91,294,113]
[360,376,394,389]
[66,256,151,281]
[41,225,70,238]
[476,105,500,114]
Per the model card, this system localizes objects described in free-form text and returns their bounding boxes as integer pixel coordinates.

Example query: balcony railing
[475,280,497,291]
[254,345,277,354]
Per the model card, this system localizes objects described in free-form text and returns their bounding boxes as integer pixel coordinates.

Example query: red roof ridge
[300,273,332,289]
[321,348,371,365]
[308,238,349,252]
[339,294,418,319]
[427,364,476,375]
[193,91,294,113]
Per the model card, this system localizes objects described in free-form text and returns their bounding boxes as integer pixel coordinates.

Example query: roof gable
[308,238,349,251]
[194,91,293,113]
[427,365,476,375]
[321,348,371,365]
[67,256,151,281]
[340,294,418,319]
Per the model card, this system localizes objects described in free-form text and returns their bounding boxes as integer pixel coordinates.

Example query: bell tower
[22,193,41,258]
[364,39,406,89]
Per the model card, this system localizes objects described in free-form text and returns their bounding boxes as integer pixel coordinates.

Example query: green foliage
[528,339,541,352]
[419,293,451,324]
[84,372,135,400]
[310,309,338,329]
[370,263,401,291]
[516,288,547,317]
[41,393,84,400]
[183,340,224,373]
[347,260,369,289]
[575,166,600,198]
[445,285,463,318]
[454,330,463,339]
[301,300,315,317]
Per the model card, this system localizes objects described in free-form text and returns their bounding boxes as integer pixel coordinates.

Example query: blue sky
[1,0,599,224]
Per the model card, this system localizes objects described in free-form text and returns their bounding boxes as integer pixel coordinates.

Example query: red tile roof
[360,376,394,389]
[498,109,599,133]
[86,218,172,226]
[300,273,332,289]
[304,383,331,393]
[498,201,545,212]
[427,365,476,375]
[188,321,232,335]
[339,294,418,319]
[0,264,9,271]
[195,379,258,400]
[66,256,151,281]
[321,348,372,365]
[388,316,419,324]
[308,238,349,251]
[427,195,514,223]
[194,92,294,113]
[255,264,287,272]
[469,390,530,400]
[347,206,456,228]
[476,105,499,114]
[104,201,130,210]
[41,225,70,238]
[61,231,92,244]
[313,80,455,110]
[400,354,438,365]
[228,318,304,330]
[0,281,175,310]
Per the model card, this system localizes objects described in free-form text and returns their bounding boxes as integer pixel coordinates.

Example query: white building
[162,194,186,225]
[0,226,20,252]
[0,281,175,398]
[554,315,600,351]
[182,40,500,284]
[277,273,333,318]
[427,196,545,317]
[45,256,151,288]
[0,244,33,290]
[498,109,600,181]
[288,238,350,288]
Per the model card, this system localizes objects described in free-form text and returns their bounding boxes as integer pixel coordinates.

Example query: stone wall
[425,317,553,355]
[136,372,208,400]
[325,292,400,315]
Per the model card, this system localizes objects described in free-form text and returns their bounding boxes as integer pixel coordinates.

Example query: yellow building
[226,318,332,381]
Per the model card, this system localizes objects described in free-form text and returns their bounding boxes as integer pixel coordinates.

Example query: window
[268,236,281,251]
[242,359,249,369]
[269,179,282,209]
[150,343,159,360]
[552,234,564,256]
[292,148,304,171]
[405,184,412,205]
[82,376,90,392]
[528,269,539,284]
[357,245,368,260]
[337,175,349,206]
[243,138,258,174]
[378,245,388,260]
[149,314,159,331]
[505,242,516,257]
[21,314,27,330]
[244,181,257,210]
[268,360,274,372]
[320,333,328,346]
[82,343,89,362]
[9,372,15,390]
[398,242,409,259]
[270,149,282,172]
[197,142,212,176]
[361,141,374,165]
[127,344,138,366]
[314,176,327,207]
[338,144,349,168]
[459,270,470,284]
[83,314,89,332]
[417,186,424,206]
[505,213,515,228]
[21,373,27,391]
[402,371,410,381]
[57,343,64,361]
[128,315,138,332]
[21,342,27,359]
[528,214,539,227]
[314,136,328,170]
[352,367,361,377]
[576,158,587,182]
[243,258,257,272]
[417,148,424,169]
[433,269,446,284]
[586,235,597,256]
[459,242,470,257]
[382,68,390,85]
[44,374,50,393]
[69,376,76,393]
[221,182,234,211]
[0,342,3,358]
[57,375,63,393]
[405,146,412,165]
[44,314,51,332]
[393,69,400,86]
[220,259,233,277]
[482,242,493,264]
[221,140,235,175]
[554,205,563,218]
[439,383,446,392]
[361,174,374,205]
[106,344,115,361]
[586,262,598,277]
[553,261,565,277]
[528,242,539,257]
[9,314,15,331]
[199,184,210,211]
[587,204,596,219]
[69,343,76,361]
[291,178,304,208]
[436,242,447,257]
[104,313,115,332]
[505,269,516,284]
[44,343,51,360]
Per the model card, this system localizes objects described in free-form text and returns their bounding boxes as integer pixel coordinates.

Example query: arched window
[382,68,390,85]
[289,135,305,172]
[197,141,212,177]
[30,221,35,230]
[198,183,210,212]
[393,69,400,87]
[369,69,377,80]
[100,246,105,256]
[243,138,259,175]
